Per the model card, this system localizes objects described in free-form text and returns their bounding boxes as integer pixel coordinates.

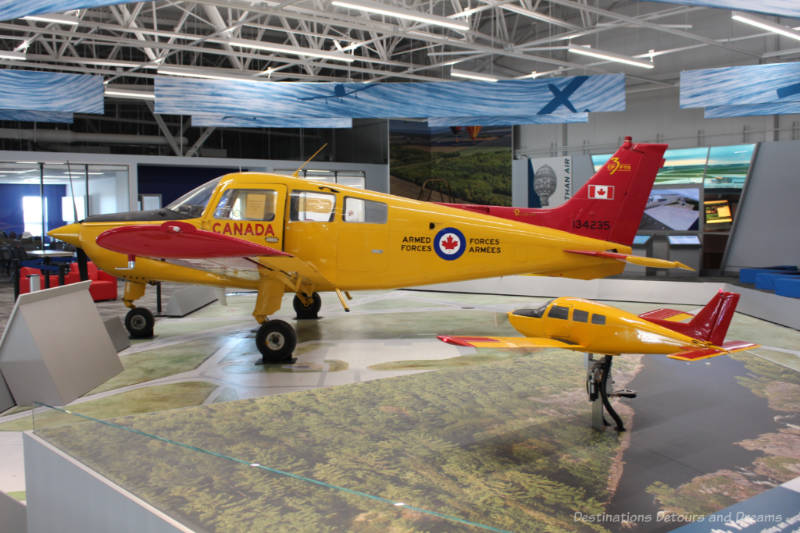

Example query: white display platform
[165,285,217,317]
[0,282,123,407]
[414,276,800,330]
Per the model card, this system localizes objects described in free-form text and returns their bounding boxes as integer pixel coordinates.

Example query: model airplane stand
[586,354,636,432]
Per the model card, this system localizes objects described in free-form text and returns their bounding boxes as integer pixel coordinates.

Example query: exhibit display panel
[590,143,757,271]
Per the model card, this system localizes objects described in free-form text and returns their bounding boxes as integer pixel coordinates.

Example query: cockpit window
[166,177,222,218]
[548,305,569,320]
[512,300,551,318]
[573,309,589,322]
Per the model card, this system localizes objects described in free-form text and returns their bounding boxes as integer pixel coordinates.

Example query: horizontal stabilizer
[668,340,759,361]
[437,335,583,350]
[639,308,694,322]
[97,221,291,259]
[565,249,694,271]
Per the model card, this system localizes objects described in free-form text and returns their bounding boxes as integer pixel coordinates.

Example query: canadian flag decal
[588,184,615,200]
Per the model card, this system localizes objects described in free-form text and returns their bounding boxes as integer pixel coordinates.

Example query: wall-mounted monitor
[668,235,701,246]
[639,186,700,232]
[704,199,732,224]
[704,144,755,190]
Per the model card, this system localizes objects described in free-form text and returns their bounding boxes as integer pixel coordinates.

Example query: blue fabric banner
[0,1,132,21]
[156,74,625,119]
[0,109,73,123]
[0,70,103,113]
[681,62,800,109]
[643,0,800,18]
[704,102,800,118]
[427,113,588,126]
[191,115,352,128]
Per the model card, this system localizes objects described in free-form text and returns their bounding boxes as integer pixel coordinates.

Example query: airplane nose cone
[48,223,82,247]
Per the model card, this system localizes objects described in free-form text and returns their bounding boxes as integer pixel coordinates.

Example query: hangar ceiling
[0,1,798,157]
[3,1,799,90]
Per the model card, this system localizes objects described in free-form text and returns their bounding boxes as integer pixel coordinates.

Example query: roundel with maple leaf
[434,227,466,260]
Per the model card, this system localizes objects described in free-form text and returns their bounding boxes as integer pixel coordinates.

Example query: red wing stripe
[437,335,499,346]
[639,309,689,320]
[96,221,291,259]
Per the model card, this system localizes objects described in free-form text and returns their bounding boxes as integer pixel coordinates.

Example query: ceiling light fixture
[451,68,499,82]
[157,66,264,82]
[23,14,80,26]
[501,5,579,31]
[104,88,155,100]
[332,0,470,32]
[0,51,26,61]
[568,44,654,69]
[223,38,355,63]
[731,11,800,42]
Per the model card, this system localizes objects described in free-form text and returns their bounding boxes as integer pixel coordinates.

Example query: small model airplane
[438,290,758,430]
[48,137,689,364]
[438,290,757,361]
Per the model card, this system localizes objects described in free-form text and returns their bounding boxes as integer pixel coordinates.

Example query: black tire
[293,292,321,319]
[125,307,154,338]
[256,319,297,364]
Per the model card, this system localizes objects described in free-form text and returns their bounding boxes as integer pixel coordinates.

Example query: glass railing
[31,402,511,532]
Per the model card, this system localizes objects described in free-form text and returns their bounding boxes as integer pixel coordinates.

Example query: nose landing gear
[586,354,637,432]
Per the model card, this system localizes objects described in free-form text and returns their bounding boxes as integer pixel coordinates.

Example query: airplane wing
[638,308,694,322]
[437,335,584,350]
[564,249,694,271]
[96,221,305,283]
[668,340,760,361]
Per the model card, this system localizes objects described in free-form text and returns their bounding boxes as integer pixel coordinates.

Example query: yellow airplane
[437,290,757,361]
[439,290,757,430]
[48,137,689,363]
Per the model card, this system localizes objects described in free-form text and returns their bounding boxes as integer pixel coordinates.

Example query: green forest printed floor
[4,289,799,532]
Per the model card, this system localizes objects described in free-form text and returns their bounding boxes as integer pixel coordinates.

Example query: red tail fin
[443,137,667,246]
[646,291,741,345]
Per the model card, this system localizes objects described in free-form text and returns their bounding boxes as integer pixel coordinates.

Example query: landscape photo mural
[389,120,512,206]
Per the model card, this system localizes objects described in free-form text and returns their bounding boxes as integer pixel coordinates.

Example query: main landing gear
[125,307,155,338]
[293,292,321,319]
[255,319,297,364]
[586,354,637,432]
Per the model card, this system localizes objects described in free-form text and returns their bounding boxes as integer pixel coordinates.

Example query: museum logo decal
[434,227,466,260]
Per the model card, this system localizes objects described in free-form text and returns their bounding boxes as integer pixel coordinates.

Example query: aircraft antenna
[66,161,79,222]
[293,143,328,178]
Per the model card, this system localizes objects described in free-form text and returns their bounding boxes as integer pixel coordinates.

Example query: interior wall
[724,140,800,270]
[0,184,66,237]
[332,119,388,164]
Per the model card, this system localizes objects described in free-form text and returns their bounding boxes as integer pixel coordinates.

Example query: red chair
[67,262,118,301]
[18,266,60,293]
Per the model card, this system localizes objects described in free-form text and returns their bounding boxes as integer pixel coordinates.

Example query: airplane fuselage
[51,172,630,294]
[509,297,708,355]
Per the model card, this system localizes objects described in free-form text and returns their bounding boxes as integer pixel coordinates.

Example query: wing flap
[668,340,760,361]
[565,249,694,271]
[96,221,291,259]
[438,335,583,350]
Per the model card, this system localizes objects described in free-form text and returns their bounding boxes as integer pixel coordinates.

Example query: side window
[573,309,589,323]
[343,197,387,223]
[548,305,569,320]
[214,189,276,221]
[290,191,336,222]
[591,314,606,325]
